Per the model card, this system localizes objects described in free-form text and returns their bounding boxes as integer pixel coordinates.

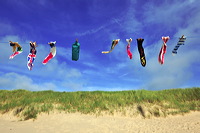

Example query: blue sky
[0,0,199,91]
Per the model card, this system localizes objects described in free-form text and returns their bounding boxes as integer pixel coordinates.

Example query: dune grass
[0,87,199,120]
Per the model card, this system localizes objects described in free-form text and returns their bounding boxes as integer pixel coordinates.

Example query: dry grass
[0,87,199,120]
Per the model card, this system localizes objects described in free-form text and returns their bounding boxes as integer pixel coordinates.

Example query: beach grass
[0,87,199,120]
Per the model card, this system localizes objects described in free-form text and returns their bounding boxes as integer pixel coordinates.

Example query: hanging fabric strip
[126,38,133,59]
[42,41,56,64]
[27,42,37,70]
[27,53,36,71]
[172,35,186,55]
[9,51,23,59]
[102,39,120,54]
[137,38,146,67]
[9,41,23,59]
[158,36,170,65]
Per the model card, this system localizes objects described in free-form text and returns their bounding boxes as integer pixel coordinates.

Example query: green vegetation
[0,87,199,120]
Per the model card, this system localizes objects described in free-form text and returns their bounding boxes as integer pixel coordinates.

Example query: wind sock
[158,36,170,65]
[72,39,80,61]
[102,39,120,53]
[137,38,146,67]
[172,35,186,55]
[42,41,56,64]
[126,38,133,59]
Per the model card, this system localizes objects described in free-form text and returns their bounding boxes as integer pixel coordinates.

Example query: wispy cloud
[74,17,125,37]
[74,25,106,36]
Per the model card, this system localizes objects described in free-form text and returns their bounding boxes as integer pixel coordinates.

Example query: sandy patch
[0,111,199,133]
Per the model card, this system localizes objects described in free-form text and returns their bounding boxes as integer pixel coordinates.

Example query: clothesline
[3,40,80,71]
[0,41,55,45]
[0,35,198,44]
[0,36,189,71]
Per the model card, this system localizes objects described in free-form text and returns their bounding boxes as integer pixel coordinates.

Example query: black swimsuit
[30,43,37,54]
[10,43,15,46]
[49,43,55,48]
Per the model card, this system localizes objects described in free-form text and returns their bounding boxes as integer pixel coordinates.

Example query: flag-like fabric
[27,42,37,70]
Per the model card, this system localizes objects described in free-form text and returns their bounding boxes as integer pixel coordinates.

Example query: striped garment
[172,35,186,55]
[158,36,170,65]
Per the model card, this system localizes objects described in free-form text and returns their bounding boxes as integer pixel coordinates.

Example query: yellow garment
[10,42,22,52]
[102,39,120,54]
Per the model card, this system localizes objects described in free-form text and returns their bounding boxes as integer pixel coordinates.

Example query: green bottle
[72,39,80,61]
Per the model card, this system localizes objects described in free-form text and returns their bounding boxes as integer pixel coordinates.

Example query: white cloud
[143,0,199,26]
[144,50,197,90]
[84,86,138,91]
[142,30,199,90]
[0,72,52,91]
[56,46,71,60]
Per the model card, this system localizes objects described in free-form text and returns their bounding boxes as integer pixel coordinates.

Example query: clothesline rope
[0,36,199,45]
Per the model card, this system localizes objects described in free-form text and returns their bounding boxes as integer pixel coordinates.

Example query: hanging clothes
[137,38,146,67]
[158,36,170,65]
[9,41,23,59]
[172,35,186,55]
[126,38,133,59]
[102,39,120,54]
[27,41,37,70]
[42,41,56,64]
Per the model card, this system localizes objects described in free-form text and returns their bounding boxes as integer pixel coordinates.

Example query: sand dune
[0,111,200,133]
